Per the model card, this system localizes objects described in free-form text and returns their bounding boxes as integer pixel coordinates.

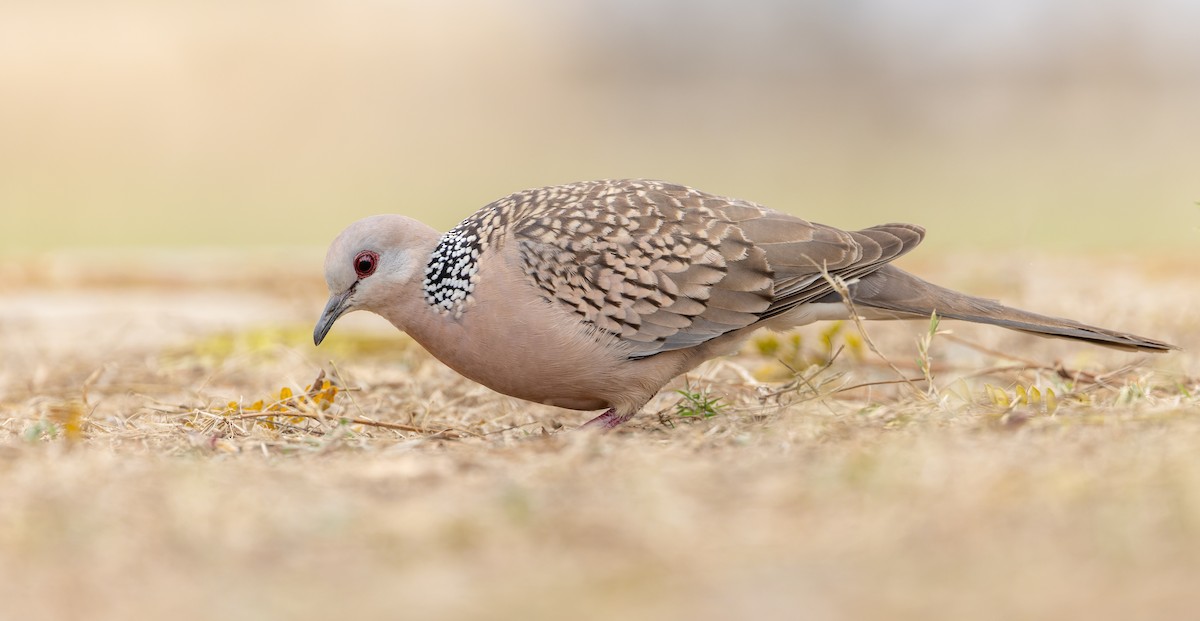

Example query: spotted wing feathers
[497,180,924,358]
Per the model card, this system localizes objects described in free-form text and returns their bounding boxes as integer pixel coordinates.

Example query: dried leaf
[49,402,85,443]
[985,384,1011,407]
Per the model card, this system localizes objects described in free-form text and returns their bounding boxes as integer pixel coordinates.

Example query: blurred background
[2,0,1197,253]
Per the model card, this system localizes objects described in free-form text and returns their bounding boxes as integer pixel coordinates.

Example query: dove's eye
[353,251,379,278]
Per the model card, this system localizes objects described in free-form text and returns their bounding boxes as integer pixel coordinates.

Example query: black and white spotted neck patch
[423,221,485,317]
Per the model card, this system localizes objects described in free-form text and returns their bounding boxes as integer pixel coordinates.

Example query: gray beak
[313,287,354,346]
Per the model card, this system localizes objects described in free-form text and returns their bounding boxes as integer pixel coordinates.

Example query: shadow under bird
[313,179,1176,428]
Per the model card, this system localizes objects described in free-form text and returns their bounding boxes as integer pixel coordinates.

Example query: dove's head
[313,215,438,345]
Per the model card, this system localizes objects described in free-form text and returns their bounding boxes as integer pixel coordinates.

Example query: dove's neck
[371,231,467,348]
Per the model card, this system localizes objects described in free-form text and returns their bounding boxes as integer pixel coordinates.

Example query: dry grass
[1,252,1198,621]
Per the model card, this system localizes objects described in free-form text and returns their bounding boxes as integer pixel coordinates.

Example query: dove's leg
[582,408,634,429]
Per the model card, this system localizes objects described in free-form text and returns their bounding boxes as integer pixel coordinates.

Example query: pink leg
[581,408,634,429]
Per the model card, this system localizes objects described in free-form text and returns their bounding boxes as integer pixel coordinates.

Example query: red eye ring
[353,250,379,278]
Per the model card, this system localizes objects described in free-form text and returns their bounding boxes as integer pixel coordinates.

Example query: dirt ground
[0,251,1197,621]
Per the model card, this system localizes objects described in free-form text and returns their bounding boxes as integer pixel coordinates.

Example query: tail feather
[844,266,1177,353]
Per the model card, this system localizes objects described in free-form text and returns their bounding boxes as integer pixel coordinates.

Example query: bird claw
[581,408,633,430]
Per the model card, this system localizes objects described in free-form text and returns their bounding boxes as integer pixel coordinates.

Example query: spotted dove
[314,179,1175,428]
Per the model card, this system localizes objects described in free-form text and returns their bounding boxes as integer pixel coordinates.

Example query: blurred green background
[2,0,1197,253]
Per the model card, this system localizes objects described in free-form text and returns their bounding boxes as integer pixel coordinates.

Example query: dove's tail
[841,265,1177,352]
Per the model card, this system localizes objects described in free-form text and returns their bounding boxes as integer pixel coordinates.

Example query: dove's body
[315,179,1175,427]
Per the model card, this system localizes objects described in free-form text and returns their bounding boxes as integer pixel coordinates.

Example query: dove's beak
[313,286,354,346]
